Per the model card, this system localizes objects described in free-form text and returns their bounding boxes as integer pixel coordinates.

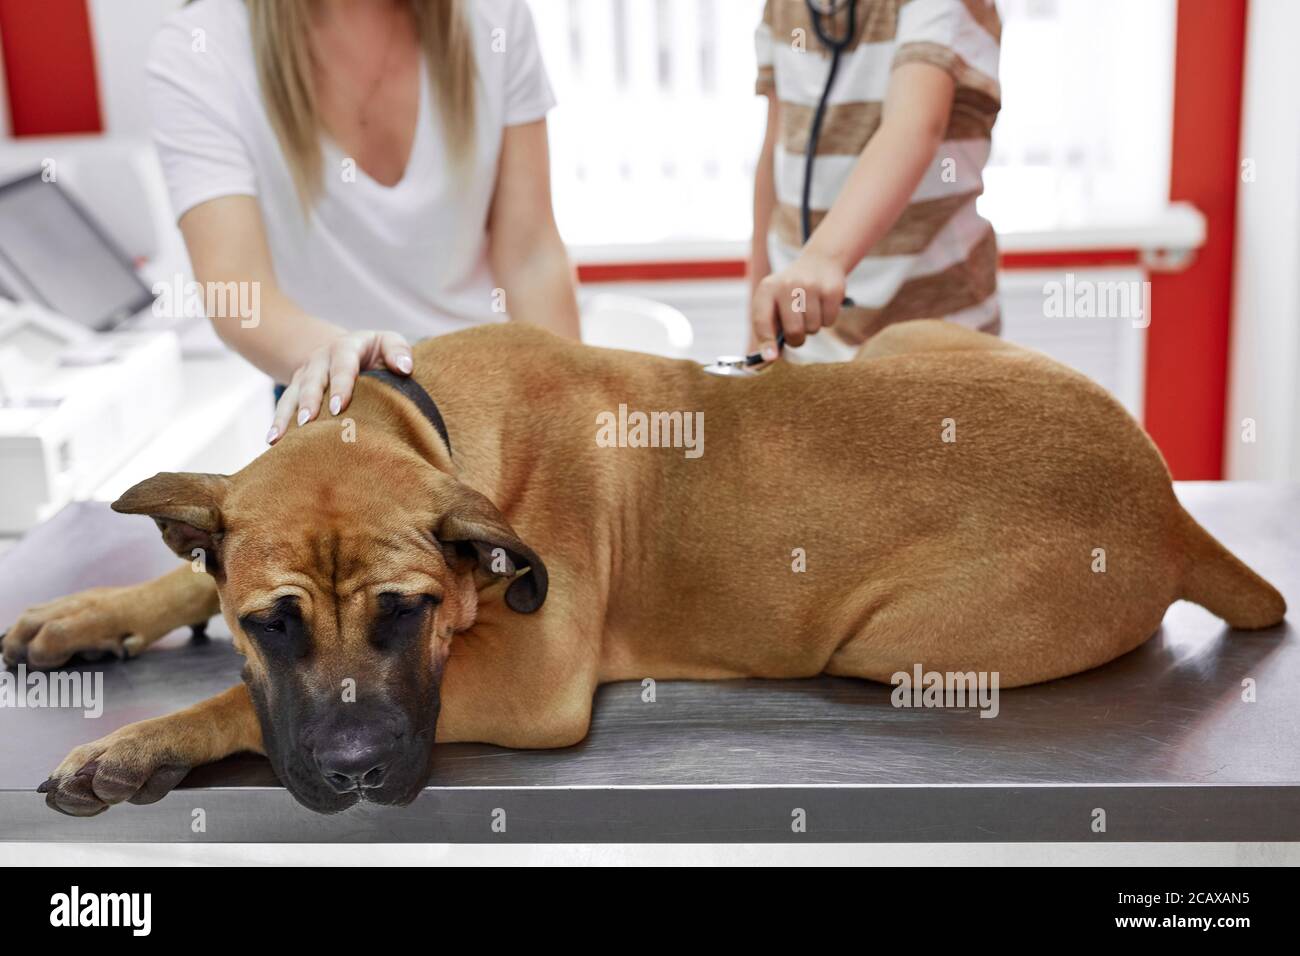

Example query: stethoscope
[704,0,858,378]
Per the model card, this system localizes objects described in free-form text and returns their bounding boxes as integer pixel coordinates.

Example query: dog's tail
[1177,507,1286,629]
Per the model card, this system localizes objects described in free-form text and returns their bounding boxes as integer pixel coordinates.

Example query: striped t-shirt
[756,0,1002,345]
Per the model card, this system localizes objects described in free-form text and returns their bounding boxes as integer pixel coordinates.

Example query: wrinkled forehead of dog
[109,450,548,614]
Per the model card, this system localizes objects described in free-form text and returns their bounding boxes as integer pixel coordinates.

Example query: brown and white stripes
[756,0,1002,347]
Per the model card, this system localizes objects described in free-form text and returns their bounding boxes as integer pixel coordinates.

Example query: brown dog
[3,320,1285,815]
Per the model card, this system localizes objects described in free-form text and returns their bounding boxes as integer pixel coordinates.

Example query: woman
[147,0,578,442]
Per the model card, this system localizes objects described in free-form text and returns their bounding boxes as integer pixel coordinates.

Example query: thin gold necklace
[314,4,402,131]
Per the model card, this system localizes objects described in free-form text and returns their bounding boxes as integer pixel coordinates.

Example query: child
[750,0,1002,362]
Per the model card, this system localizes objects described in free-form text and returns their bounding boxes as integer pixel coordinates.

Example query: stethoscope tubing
[743,0,857,368]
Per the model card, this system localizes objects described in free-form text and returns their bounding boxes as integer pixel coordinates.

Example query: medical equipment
[0,302,181,532]
[800,0,858,243]
[0,172,157,331]
[703,0,858,377]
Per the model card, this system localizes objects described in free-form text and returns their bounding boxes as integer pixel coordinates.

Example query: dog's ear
[435,486,548,614]
[112,472,230,574]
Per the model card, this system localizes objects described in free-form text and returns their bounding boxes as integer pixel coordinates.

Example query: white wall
[1225,0,1300,480]
[86,0,184,135]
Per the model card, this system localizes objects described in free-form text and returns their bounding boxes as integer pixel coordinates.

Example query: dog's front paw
[2,587,150,669]
[38,722,191,817]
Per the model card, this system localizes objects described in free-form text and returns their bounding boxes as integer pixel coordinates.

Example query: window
[530,0,1178,251]
[984,0,1175,232]
[532,0,768,250]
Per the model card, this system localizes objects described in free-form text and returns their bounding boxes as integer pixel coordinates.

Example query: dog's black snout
[313,729,398,792]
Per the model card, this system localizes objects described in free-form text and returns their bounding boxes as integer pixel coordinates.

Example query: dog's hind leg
[2,564,219,669]
[854,319,1020,362]
[38,684,262,816]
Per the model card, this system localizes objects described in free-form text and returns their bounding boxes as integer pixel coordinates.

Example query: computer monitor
[0,171,156,331]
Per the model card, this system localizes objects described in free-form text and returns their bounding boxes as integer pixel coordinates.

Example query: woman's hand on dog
[269,330,414,444]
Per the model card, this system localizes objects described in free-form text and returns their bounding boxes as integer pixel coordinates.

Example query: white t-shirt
[146,0,555,338]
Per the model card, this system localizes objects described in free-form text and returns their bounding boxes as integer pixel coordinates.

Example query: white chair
[579,291,695,359]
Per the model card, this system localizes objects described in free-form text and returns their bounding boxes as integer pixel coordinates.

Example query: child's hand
[749,250,847,359]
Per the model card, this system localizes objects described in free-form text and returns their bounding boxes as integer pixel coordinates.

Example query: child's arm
[749,93,781,298]
[750,61,956,357]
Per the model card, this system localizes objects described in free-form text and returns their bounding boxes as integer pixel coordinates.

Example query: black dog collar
[361,369,452,456]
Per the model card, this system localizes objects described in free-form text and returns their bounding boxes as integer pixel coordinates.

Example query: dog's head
[112,438,545,814]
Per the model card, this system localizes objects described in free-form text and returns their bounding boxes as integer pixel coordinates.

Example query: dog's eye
[371,593,438,651]
[238,598,306,657]
[377,592,439,620]
[239,611,293,639]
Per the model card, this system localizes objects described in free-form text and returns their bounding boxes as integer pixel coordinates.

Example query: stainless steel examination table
[1,484,1297,843]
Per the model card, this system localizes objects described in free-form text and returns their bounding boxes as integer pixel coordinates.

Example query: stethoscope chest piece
[702,355,758,377]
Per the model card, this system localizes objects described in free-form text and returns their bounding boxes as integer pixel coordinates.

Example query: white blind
[530,0,1177,248]
[532,0,768,247]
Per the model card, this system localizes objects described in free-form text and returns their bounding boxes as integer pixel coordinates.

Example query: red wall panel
[0,0,103,135]
[1145,0,1248,479]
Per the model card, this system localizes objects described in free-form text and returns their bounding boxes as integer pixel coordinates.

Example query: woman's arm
[486,119,581,339]
[179,195,413,442]
[750,61,956,352]
[179,196,338,382]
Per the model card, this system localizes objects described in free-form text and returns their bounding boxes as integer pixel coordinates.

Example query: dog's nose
[314,732,395,792]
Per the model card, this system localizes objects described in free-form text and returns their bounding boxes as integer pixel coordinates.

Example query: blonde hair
[246,0,477,207]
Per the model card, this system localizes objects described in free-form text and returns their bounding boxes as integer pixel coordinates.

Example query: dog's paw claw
[42,732,191,816]
[43,761,112,817]
[46,791,110,817]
